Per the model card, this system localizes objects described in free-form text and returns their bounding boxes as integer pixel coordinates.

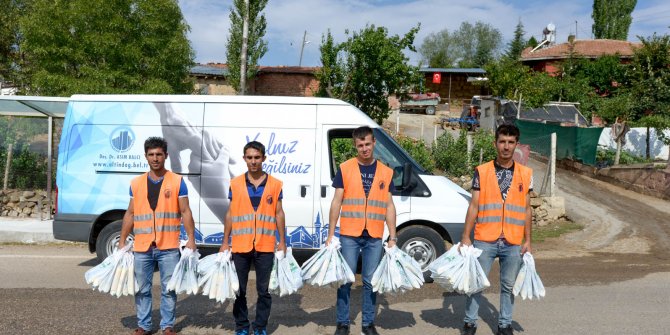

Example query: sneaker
[462,323,477,335]
[497,325,513,335]
[361,324,379,335]
[334,323,350,335]
[235,329,250,335]
[132,328,150,335]
[162,327,176,335]
[254,329,268,335]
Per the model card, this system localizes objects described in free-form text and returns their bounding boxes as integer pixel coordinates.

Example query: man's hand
[386,239,397,248]
[219,243,230,252]
[325,235,333,246]
[185,239,196,251]
[459,236,472,251]
[277,241,287,253]
[117,240,126,250]
[521,241,532,254]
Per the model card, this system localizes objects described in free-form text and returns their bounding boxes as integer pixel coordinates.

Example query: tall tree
[316,24,420,124]
[420,21,502,68]
[0,0,26,86]
[627,34,670,160]
[592,0,637,40]
[505,20,526,60]
[225,0,268,93]
[19,0,194,96]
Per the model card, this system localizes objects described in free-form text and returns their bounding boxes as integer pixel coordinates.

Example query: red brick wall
[253,72,319,97]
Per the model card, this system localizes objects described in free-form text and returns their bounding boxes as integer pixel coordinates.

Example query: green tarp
[516,120,604,166]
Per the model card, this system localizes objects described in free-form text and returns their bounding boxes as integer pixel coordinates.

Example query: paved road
[1,244,669,334]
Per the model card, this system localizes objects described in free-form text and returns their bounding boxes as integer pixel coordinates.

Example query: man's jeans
[134,246,180,331]
[232,250,274,332]
[337,234,383,327]
[464,239,523,328]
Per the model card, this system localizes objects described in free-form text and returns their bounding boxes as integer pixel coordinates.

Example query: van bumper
[437,222,465,244]
[53,213,96,242]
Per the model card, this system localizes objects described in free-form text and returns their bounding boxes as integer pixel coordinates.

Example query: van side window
[327,129,357,179]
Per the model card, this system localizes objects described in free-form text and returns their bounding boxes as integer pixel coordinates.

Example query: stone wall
[1,190,53,218]
[558,160,670,201]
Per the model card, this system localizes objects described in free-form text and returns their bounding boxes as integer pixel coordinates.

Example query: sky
[178,0,670,67]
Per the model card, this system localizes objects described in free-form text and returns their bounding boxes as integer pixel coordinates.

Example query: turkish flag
[432,72,441,84]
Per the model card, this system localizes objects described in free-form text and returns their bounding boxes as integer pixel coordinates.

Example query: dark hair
[495,124,520,141]
[352,126,374,140]
[243,141,266,156]
[144,137,168,154]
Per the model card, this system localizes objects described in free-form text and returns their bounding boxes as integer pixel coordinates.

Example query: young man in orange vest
[220,141,287,335]
[460,124,533,335]
[119,137,197,335]
[326,126,398,335]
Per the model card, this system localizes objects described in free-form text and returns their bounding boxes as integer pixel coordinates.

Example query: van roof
[70,94,352,106]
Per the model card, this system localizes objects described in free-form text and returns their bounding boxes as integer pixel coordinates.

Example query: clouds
[179,0,670,66]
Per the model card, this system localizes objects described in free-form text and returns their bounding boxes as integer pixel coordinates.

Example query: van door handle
[321,186,328,198]
[300,185,308,198]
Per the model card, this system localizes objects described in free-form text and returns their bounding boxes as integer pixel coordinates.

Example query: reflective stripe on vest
[229,174,283,253]
[339,158,393,239]
[474,161,532,245]
[130,171,184,252]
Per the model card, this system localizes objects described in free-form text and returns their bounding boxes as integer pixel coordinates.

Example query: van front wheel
[95,220,133,262]
[397,226,446,283]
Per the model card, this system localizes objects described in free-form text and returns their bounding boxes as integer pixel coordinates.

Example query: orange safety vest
[339,158,393,239]
[475,161,532,245]
[130,171,183,252]
[229,173,283,253]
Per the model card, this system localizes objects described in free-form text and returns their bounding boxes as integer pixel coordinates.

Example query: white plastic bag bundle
[269,247,304,296]
[513,252,545,300]
[167,247,201,295]
[197,250,239,303]
[301,237,355,288]
[371,245,425,294]
[427,243,490,295]
[84,243,137,297]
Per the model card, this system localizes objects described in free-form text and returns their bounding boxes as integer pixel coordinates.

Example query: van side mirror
[400,163,416,191]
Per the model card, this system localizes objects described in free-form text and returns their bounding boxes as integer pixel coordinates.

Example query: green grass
[532,220,583,242]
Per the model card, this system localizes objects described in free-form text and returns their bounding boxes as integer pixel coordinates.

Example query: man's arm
[219,206,233,252]
[460,190,480,247]
[326,188,345,245]
[178,196,196,250]
[118,199,134,249]
[385,192,397,248]
[275,199,287,253]
[522,192,532,254]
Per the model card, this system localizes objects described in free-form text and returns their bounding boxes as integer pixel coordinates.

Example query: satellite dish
[546,23,556,32]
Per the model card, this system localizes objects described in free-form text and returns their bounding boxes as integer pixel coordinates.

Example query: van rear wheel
[397,225,447,283]
[95,220,133,262]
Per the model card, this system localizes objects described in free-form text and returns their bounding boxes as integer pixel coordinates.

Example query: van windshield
[373,128,428,175]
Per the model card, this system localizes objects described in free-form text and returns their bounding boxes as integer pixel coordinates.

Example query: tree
[505,20,526,60]
[316,24,420,124]
[420,21,502,68]
[0,0,25,85]
[419,30,456,68]
[225,0,268,93]
[627,34,670,160]
[592,0,637,40]
[19,0,194,96]
[527,36,539,49]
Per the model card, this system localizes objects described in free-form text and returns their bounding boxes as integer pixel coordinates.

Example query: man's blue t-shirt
[332,160,396,196]
[129,175,189,197]
[228,173,283,211]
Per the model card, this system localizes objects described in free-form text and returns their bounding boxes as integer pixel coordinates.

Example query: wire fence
[521,132,557,197]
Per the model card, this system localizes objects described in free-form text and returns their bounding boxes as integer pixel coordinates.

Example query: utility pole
[298,30,307,67]
[239,0,249,95]
[575,20,578,39]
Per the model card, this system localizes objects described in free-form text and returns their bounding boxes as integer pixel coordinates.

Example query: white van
[53,95,470,274]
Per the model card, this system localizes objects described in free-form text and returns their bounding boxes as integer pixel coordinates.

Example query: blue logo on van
[110,126,135,153]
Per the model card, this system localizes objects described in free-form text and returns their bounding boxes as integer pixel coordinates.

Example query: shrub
[394,135,435,172]
[432,129,497,178]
